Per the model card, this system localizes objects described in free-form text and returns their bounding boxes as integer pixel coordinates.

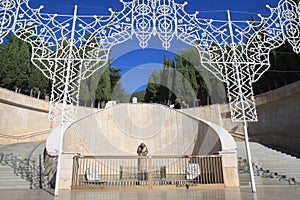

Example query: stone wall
[58,104,238,189]
[248,81,300,153]
[0,88,53,144]
[184,81,300,153]
[183,104,244,134]
[63,104,223,156]
[1,80,299,152]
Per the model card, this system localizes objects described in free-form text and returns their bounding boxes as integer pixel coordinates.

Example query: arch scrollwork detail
[0,0,299,122]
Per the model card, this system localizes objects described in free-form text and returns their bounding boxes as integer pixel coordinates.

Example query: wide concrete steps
[0,141,47,190]
[0,164,31,189]
[239,173,287,186]
[237,141,300,185]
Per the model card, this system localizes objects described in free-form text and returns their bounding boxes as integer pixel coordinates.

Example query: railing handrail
[72,154,224,188]
[74,154,222,159]
[0,129,51,140]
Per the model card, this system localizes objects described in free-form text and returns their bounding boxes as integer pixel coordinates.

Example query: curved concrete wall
[0,88,53,144]
[62,104,224,156]
[57,104,238,189]
[2,80,299,153]
[183,103,243,134]
[183,81,300,154]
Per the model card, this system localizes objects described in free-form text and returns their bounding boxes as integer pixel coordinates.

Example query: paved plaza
[0,186,299,200]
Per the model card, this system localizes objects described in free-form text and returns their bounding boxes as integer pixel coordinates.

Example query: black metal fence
[72,155,223,189]
[0,152,49,189]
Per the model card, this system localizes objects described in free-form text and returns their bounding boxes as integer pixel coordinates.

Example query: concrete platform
[0,186,299,200]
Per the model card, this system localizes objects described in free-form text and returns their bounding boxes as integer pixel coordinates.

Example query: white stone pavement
[0,186,299,200]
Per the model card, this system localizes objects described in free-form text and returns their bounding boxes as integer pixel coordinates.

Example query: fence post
[14,156,17,174]
[39,154,42,189]
[219,151,239,187]
[71,156,79,188]
[148,157,152,188]
[29,160,34,189]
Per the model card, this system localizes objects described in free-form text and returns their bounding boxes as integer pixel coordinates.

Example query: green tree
[143,46,227,107]
[144,70,161,103]
[156,55,175,104]
[79,65,125,106]
[112,81,128,103]
[0,34,49,97]
[110,67,122,90]
[253,43,300,94]
[95,66,111,102]
[130,90,146,102]
[178,47,226,105]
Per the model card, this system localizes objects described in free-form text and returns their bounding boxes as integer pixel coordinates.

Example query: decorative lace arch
[0,0,299,122]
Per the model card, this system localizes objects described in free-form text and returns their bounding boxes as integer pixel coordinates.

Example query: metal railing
[0,152,49,189]
[72,155,223,189]
[0,130,50,140]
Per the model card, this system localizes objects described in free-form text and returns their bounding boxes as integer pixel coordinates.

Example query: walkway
[0,186,299,200]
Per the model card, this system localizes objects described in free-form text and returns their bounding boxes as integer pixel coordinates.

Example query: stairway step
[276,172,300,177]
[0,180,29,184]
[0,184,30,189]
[0,142,47,190]
[237,141,300,185]
[0,163,31,189]
[262,167,300,171]
[255,164,300,167]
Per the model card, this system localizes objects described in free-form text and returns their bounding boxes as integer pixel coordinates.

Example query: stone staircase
[1,141,299,189]
[0,142,49,189]
[0,163,31,189]
[237,141,300,186]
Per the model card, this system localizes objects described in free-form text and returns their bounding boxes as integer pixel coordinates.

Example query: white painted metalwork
[0,0,298,122]
[0,0,299,195]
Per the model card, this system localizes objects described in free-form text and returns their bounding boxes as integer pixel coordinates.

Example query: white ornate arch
[1,0,299,194]
[0,0,299,122]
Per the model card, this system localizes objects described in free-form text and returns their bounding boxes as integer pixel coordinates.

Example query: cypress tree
[144,70,160,103]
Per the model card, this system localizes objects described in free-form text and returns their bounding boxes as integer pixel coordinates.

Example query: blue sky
[28,0,280,93]
[29,0,279,16]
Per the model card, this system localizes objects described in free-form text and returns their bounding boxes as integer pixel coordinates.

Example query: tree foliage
[144,47,227,107]
[144,70,161,103]
[0,34,124,103]
[0,33,50,97]
[253,43,300,94]
[1,33,299,105]
[78,63,125,106]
